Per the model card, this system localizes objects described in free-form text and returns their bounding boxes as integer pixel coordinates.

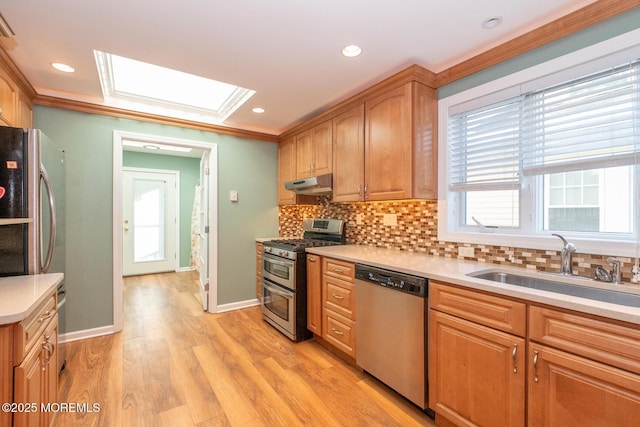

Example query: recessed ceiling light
[51,62,75,73]
[481,17,503,30]
[341,45,362,58]
[252,107,265,114]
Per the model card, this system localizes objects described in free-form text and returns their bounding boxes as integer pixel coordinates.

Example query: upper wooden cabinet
[0,66,17,126]
[278,136,298,205]
[278,136,317,205]
[0,63,33,129]
[332,105,365,202]
[333,82,437,202]
[296,120,332,179]
[280,65,438,203]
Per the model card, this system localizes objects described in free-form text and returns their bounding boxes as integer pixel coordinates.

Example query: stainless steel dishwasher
[355,264,430,412]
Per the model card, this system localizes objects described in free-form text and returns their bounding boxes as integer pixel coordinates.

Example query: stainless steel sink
[467,270,640,307]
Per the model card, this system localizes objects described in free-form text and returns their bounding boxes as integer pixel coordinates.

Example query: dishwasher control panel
[355,264,427,297]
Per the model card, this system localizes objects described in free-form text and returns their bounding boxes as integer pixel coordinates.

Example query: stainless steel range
[261,218,345,341]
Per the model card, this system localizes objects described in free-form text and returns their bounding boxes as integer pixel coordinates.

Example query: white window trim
[438,28,640,258]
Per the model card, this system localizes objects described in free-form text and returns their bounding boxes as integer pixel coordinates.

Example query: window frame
[438,29,640,257]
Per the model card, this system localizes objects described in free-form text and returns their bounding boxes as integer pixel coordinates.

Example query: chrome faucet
[608,257,622,284]
[552,234,576,276]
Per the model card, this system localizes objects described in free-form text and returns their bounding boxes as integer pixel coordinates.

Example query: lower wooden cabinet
[306,254,322,335]
[527,305,640,427]
[429,310,525,427]
[528,342,640,427]
[256,242,263,299]
[430,281,640,427]
[14,314,58,427]
[306,256,357,358]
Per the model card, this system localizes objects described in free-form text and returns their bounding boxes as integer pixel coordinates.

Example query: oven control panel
[264,245,297,260]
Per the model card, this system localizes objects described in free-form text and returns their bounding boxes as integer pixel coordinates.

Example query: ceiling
[1,0,598,136]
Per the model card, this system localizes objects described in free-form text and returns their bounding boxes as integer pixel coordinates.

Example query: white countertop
[306,245,640,325]
[0,273,64,324]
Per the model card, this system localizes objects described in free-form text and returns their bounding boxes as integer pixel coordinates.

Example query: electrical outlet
[383,213,397,226]
[458,246,475,257]
[356,213,363,225]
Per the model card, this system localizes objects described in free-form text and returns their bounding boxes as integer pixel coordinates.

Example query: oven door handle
[263,255,293,268]
[263,281,293,298]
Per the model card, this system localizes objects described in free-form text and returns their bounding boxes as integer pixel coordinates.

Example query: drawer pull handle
[331,293,344,300]
[331,328,344,336]
[332,268,343,273]
[533,351,539,383]
[39,310,54,322]
[511,344,518,373]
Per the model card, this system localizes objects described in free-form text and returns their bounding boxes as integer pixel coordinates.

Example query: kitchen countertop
[306,245,640,325]
[0,273,64,324]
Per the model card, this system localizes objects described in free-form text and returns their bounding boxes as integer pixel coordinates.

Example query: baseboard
[59,325,116,344]
[177,266,196,272]
[216,298,260,313]
[59,298,260,342]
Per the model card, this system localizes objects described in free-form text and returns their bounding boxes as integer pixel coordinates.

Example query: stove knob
[279,250,287,257]
[265,247,271,253]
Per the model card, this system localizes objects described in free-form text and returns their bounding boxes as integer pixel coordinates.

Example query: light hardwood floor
[55,272,436,426]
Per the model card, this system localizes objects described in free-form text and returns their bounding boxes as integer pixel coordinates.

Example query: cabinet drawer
[323,309,356,358]
[323,258,354,283]
[430,281,526,337]
[14,293,56,363]
[323,276,355,320]
[530,305,640,375]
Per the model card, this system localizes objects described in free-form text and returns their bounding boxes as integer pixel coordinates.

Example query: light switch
[229,191,238,202]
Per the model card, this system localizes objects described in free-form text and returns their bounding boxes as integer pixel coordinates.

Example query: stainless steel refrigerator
[0,125,66,372]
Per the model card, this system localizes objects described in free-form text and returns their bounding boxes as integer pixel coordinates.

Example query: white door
[123,169,178,276]
[197,152,210,310]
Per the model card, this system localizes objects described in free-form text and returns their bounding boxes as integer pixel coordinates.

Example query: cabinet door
[13,336,44,427]
[278,136,297,205]
[16,89,33,129]
[295,130,314,179]
[429,309,525,427]
[312,120,332,176]
[42,316,58,427]
[529,343,640,427]
[412,82,438,199]
[332,105,365,202]
[364,83,413,201]
[0,67,16,126]
[306,254,322,335]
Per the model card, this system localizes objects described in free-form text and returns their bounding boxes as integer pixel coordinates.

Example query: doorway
[113,131,218,332]
[122,168,178,276]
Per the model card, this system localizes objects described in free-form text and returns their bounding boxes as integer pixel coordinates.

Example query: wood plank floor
[55,272,436,426]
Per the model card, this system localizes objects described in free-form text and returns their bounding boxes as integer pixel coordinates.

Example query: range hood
[284,173,332,195]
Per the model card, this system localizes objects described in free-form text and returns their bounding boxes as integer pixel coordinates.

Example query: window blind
[448,98,523,191]
[521,60,640,176]
[448,59,640,190]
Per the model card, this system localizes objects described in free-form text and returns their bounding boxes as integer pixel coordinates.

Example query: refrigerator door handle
[40,163,56,273]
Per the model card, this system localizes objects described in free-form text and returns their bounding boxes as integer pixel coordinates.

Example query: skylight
[94,50,255,123]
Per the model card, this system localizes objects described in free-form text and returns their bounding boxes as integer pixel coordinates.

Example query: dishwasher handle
[355,264,427,298]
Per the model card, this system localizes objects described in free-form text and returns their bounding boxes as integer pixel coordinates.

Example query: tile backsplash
[279,198,637,283]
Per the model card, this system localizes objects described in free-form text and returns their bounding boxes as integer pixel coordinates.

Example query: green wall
[122,151,200,268]
[34,106,279,333]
